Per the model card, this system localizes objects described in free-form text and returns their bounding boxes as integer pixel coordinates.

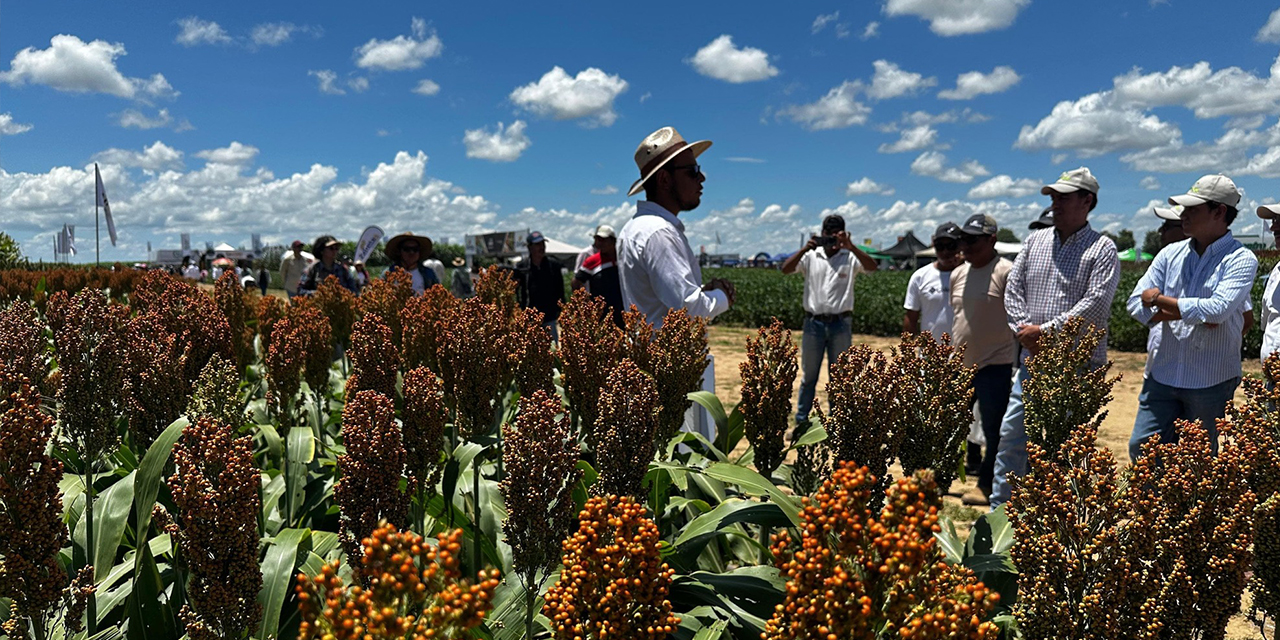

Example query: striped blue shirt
[1127,231,1257,389]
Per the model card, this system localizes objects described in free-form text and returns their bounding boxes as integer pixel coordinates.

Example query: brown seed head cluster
[296,524,500,640]
[593,359,659,498]
[265,308,307,417]
[186,354,245,429]
[513,306,556,397]
[1251,494,1280,629]
[501,390,582,589]
[0,301,49,399]
[619,306,654,370]
[312,275,358,350]
[401,367,447,491]
[891,332,975,494]
[738,318,799,479]
[542,495,679,640]
[214,269,255,369]
[130,270,235,386]
[289,300,334,395]
[473,265,519,322]
[337,390,415,569]
[347,312,399,404]
[1226,352,1280,499]
[435,297,511,437]
[648,308,709,447]
[825,345,904,505]
[1022,316,1118,456]
[765,464,999,640]
[121,312,190,449]
[0,369,70,635]
[49,288,128,462]
[557,289,622,443]
[1008,420,1256,639]
[400,284,456,374]
[167,417,264,640]
[358,269,414,351]
[256,294,288,357]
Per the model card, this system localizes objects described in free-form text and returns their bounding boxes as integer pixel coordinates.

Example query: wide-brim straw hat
[627,126,712,197]
[385,232,433,262]
[451,257,465,267]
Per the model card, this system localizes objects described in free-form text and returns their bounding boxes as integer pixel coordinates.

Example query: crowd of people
[250,125,1279,507]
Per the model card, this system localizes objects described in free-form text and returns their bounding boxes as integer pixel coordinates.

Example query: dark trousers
[973,363,1014,492]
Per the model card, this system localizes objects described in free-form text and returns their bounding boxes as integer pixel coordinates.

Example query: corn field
[0,267,1277,640]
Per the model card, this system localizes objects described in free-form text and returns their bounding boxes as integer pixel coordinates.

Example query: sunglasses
[401,245,420,252]
[666,163,702,177]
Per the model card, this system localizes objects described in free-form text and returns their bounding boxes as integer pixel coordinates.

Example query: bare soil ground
[706,325,1268,639]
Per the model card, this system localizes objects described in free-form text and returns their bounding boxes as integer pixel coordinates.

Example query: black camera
[813,235,837,247]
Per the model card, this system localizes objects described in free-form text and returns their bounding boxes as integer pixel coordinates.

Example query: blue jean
[796,315,853,423]
[1128,376,1236,462]
[973,363,1014,493]
[989,363,1029,509]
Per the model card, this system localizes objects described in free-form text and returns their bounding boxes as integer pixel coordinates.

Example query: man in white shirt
[904,222,961,339]
[618,126,735,441]
[180,256,201,281]
[279,240,315,299]
[1256,203,1280,364]
[780,214,880,425]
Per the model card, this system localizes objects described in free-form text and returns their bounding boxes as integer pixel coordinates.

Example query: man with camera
[781,214,880,426]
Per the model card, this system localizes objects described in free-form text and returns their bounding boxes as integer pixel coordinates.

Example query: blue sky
[4,1,1280,262]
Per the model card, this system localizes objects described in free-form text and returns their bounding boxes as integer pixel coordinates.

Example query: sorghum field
[0,266,1277,640]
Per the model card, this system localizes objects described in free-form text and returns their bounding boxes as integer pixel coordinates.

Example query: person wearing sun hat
[1256,203,1280,365]
[1126,174,1257,461]
[990,166,1120,509]
[384,232,439,294]
[450,256,475,299]
[300,235,357,294]
[618,126,734,442]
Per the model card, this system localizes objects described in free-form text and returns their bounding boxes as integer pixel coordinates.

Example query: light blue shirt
[1127,231,1257,389]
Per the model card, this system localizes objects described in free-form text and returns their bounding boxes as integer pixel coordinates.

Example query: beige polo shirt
[950,257,1017,369]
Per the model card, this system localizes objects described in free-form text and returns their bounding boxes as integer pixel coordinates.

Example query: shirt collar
[1195,230,1237,258]
[1055,222,1094,246]
[636,200,685,233]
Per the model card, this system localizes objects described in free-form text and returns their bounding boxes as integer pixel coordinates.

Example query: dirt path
[706,325,1265,639]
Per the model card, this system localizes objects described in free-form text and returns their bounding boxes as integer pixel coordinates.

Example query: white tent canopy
[212,242,237,252]
[914,241,1021,258]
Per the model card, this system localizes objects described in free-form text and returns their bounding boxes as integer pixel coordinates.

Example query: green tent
[1117,247,1154,262]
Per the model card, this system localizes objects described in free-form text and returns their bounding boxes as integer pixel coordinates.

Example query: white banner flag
[180,233,191,254]
[66,224,77,256]
[251,233,262,254]
[353,225,385,265]
[95,164,117,246]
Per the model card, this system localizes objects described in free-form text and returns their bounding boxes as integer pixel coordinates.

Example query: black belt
[806,311,851,322]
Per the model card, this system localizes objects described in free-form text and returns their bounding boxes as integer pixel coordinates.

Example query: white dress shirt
[618,201,730,329]
[1261,263,1280,364]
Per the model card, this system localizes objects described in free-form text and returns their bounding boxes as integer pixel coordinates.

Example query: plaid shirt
[1005,224,1120,365]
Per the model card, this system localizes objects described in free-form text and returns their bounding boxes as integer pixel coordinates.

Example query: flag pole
[95,164,101,267]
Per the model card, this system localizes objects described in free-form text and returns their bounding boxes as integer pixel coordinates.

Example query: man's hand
[1141,287,1161,306]
[836,231,854,251]
[1016,324,1043,353]
[704,278,736,306]
[803,236,820,253]
[1148,310,1175,325]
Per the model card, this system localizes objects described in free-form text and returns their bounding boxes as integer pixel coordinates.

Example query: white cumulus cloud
[0,113,33,136]
[93,141,185,172]
[862,21,880,39]
[910,151,990,183]
[175,17,232,46]
[1014,91,1182,157]
[463,120,531,162]
[0,34,177,100]
[884,0,1030,36]
[412,79,440,96]
[1140,176,1161,190]
[590,185,618,195]
[510,67,628,127]
[867,60,936,100]
[878,125,940,153]
[1258,8,1280,43]
[195,142,260,165]
[846,177,895,196]
[354,17,443,71]
[250,22,321,47]
[688,35,779,84]
[115,108,191,131]
[938,66,1021,100]
[1112,56,1280,119]
[309,69,345,95]
[966,175,1039,199]
[777,81,870,130]
[812,12,840,33]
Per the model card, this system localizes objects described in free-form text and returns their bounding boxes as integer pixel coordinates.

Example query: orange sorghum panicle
[435,297,510,438]
[213,269,255,369]
[542,496,679,640]
[648,308,709,448]
[358,269,414,351]
[121,312,190,449]
[265,308,307,417]
[130,270,235,386]
[347,312,399,404]
[167,417,263,640]
[289,300,333,396]
[593,359,659,498]
[312,274,358,350]
[256,294,287,357]
[473,265,519,322]
[400,284,457,374]
[401,367,447,491]
[337,390,414,571]
[513,306,556,397]
[296,524,500,640]
[0,369,69,636]
[738,318,798,479]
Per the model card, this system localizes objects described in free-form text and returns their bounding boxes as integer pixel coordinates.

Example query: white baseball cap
[1258,204,1280,220]
[1041,167,1100,195]
[1169,174,1241,208]
[594,224,616,238]
[1153,205,1183,221]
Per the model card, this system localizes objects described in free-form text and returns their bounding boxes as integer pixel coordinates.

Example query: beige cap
[594,224,616,239]
[1258,204,1280,220]
[1169,174,1241,208]
[1153,205,1183,221]
[1041,167,1100,195]
[627,126,712,197]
